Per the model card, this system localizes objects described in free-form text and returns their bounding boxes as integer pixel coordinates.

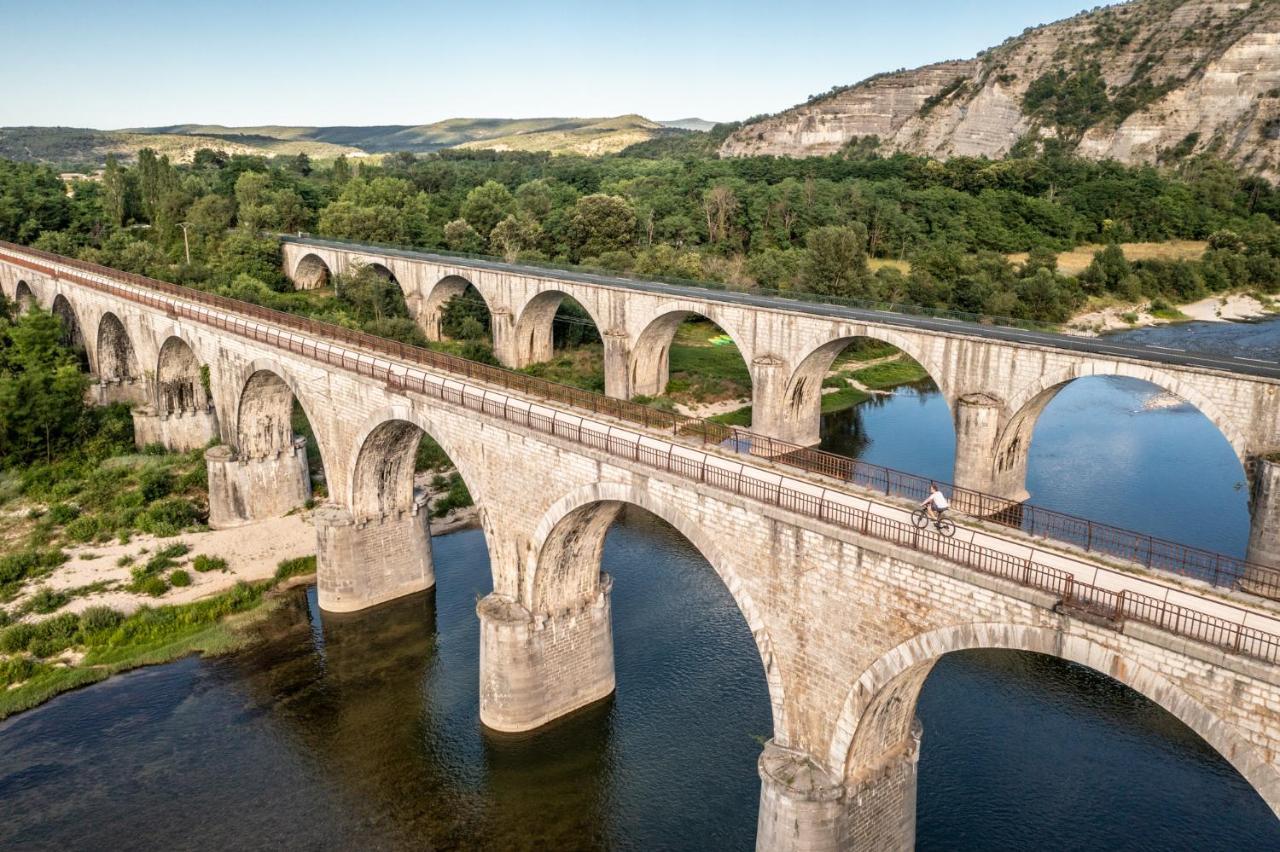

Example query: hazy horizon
[2,0,1097,128]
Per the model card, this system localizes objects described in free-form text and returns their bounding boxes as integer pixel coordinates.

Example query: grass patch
[0,580,277,720]
[274,555,316,582]
[666,321,751,404]
[848,358,929,390]
[821,386,872,413]
[708,405,753,427]
[193,555,229,573]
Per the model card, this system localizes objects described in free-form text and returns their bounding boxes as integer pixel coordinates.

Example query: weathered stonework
[477,575,615,733]
[205,442,310,529]
[5,248,1280,851]
[130,404,218,451]
[314,501,435,612]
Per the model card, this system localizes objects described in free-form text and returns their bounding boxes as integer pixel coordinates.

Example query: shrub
[0,623,36,653]
[134,575,169,597]
[138,468,174,503]
[27,586,69,614]
[79,605,124,635]
[47,503,80,524]
[64,515,102,543]
[275,555,316,582]
[193,555,228,573]
[137,498,199,536]
[169,569,192,588]
[146,543,192,574]
[0,548,68,586]
[0,655,39,687]
[116,554,135,567]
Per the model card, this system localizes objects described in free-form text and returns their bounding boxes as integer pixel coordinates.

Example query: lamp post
[178,222,192,265]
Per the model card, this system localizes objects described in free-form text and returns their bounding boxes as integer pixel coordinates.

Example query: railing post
[1114,590,1126,622]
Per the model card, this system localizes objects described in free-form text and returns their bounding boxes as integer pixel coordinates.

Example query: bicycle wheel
[911,508,930,529]
[935,517,956,537]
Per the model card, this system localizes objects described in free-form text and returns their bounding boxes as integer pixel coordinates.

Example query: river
[1,319,1278,849]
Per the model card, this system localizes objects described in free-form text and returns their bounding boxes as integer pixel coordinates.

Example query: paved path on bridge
[15,246,1280,668]
[285,235,1280,383]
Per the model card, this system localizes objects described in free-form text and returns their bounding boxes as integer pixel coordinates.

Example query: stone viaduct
[281,237,1280,571]
[4,243,1280,850]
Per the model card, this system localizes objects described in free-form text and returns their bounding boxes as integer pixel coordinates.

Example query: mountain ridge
[720,0,1280,178]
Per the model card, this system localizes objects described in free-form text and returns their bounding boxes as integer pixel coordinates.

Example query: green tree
[801,224,870,297]
[0,309,90,465]
[101,155,127,228]
[461,181,515,238]
[568,194,635,260]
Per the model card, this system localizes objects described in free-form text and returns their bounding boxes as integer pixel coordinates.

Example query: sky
[0,0,1098,128]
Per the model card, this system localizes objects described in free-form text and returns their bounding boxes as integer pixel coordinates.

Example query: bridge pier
[477,575,615,732]
[750,355,820,448]
[314,500,434,612]
[952,392,1028,512]
[1247,458,1280,595]
[603,330,631,399]
[756,721,922,852]
[131,404,218,451]
[90,377,147,407]
[756,742,846,852]
[205,441,310,528]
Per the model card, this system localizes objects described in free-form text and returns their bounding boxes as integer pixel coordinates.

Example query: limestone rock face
[721,0,1280,179]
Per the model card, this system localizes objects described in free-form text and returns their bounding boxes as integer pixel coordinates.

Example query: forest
[2,136,1279,332]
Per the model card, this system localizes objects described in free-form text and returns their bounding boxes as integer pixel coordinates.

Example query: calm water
[2,319,1278,849]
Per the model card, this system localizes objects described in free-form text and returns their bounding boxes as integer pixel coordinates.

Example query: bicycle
[911,506,956,538]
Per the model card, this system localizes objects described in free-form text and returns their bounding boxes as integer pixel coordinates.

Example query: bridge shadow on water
[0,512,1277,850]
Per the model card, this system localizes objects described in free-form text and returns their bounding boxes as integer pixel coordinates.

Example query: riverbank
[0,492,478,719]
[1066,291,1275,335]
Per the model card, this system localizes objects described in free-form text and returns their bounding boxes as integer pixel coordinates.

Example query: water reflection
[0,515,1277,849]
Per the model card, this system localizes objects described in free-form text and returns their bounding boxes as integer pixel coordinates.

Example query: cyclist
[921,482,949,522]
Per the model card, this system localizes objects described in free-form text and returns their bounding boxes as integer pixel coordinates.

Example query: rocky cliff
[721,0,1280,178]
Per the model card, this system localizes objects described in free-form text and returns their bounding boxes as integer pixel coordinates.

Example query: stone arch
[526,481,789,738]
[292,253,332,290]
[627,305,752,399]
[991,365,1251,503]
[155,335,209,415]
[14,280,35,312]
[510,289,605,366]
[51,293,85,354]
[420,273,489,341]
[827,623,1280,816]
[346,405,487,521]
[780,328,952,449]
[233,363,326,465]
[95,312,139,383]
[364,261,395,282]
[1002,364,1249,466]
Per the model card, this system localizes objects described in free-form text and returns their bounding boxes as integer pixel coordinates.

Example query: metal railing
[5,242,1280,665]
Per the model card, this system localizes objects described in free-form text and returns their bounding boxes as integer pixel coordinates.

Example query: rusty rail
[5,245,1280,665]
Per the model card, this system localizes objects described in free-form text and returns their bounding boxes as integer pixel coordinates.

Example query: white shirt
[928,490,949,510]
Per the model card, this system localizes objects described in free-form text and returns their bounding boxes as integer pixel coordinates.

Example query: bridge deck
[284,234,1280,383]
[7,243,1280,668]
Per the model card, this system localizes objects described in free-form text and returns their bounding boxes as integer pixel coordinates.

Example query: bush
[79,605,124,635]
[193,555,228,573]
[26,586,68,615]
[0,655,39,687]
[169,569,192,588]
[134,575,169,597]
[137,499,199,537]
[64,515,101,543]
[46,503,80,524]
[0,623,36,653]
[138,467,174,502]
[0,548,67,586]
[275,555,316,582]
